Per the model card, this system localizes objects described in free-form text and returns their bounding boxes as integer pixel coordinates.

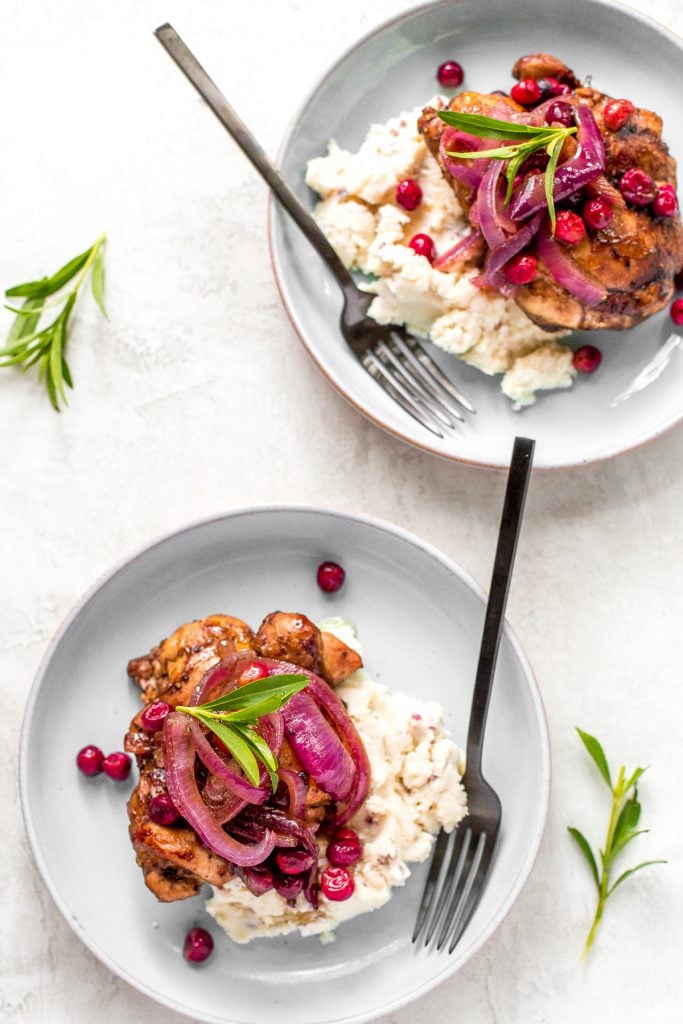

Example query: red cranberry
[510,78,542,106]
[583,197,613,230]
[183,927,214,963]
[148,794,180,825]
[408,233,436,263]
[555,210,586,245]
[243,865,274,895]
[320,866,355,902]
[275,849,316,875]
[76,745,104,776]
[102,751,132,782]
[603,98,635,132]
[239,660,270,684]
[545,101,574,127]
[572,345,602,373]
[619,168,656,207]
[653,184,678,218]
[395,178,423,211]
[140,700,172,733]
[273,874,304,900]
[504,253,538,285]
[671,299,683,326]
[327,828,362,867]
[317,560,345,593]
[537,76,570,99]
[436,61,464,88]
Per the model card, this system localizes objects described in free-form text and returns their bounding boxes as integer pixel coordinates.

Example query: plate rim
[19,503,550,1024]
[268,0,683,471]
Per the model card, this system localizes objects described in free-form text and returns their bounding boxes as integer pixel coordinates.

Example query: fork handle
[154,24,356,291]
[466,436,535,774]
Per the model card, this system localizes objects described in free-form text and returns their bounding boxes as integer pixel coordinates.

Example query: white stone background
[2,0,683,1020]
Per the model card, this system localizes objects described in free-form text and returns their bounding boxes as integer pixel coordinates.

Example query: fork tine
[375,341,459,430]
[427,826,472,947]
[400,334,477,414]
[388,333,466,422]
[412,829,451,944]
[436,830,487,952]
[447,834,497,953]
[363,352,445,438]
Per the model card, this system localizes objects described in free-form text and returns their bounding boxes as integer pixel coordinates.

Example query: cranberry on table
[554,210,586,245]
[619,168,656,207]
[572,345,602,373]
[395,178,423,211]
[148,794,180,825]
[603,98,635,132]
[436,60,464,88]
[183,927,214,963]
[317,560,345,593]
[504,253,538,286]
[327,827,362,867]
[671,299,683,326]
[320,866,355,902]
[544,101,574,127]
[102,751,132,781]
[653,184,678,218]
[583,197,613,230]
[408,233,436,263]
[510,78,542,106]
[276,848,316,875]
[76,744,105,777]
[239,660,270,684]
[273,874,305,900]
[140,700,172,733]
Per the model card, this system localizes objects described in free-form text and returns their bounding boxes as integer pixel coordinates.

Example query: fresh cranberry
[102,751,132,782]
[545,101,574,127]
[671,299,683,326]
[583,197,613,230]
[320,866,355,902]
[317,561,345,593]
[436,61,464,88]
[653,184,678,218]
[504,253,538,285]
[408,233,436,263]
[275,849,316,875]
[327,828,362,867]
[273,874,304,900]
[572,345,602,373]
[140,700,172,733]
[183,927,214,963]
[555,210,586,245]
[510,78,542,106]
[619,168,656,207]
[148,794,180,825]
[239,660,270,684]
[395,178,423,211]
[243,865,274,894]
[537,76,570,99]
[603,98,635,132]
[76,745,104,776]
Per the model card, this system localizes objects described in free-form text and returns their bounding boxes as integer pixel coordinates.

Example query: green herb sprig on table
[1,233,107,411]
[177,673,309,790]
[568,728,666,959]
[437,111,577,232]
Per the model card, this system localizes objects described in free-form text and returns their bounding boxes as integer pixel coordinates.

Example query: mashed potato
[306,105,575,408]
[206,619,467,943]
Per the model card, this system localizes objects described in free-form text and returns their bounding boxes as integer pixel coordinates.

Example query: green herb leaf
[544,134,565,234]
[194,713,262,786]
[568,827,600,888]
[438,110,560,139]
[196,673,309,715]
[608,860,667,896]
[91,245,107,318]
[576,728,612,788]
[232,724,279,790]
[6,296,43,347]
[624,766,647,792]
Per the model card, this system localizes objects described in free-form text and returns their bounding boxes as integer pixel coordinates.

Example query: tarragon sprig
[177,673,309,789]
[438,111,577,232]
[568,728,666,959]
[1,233,107,411]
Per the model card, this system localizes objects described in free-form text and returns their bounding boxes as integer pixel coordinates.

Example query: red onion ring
[280,690,355,802]
[486,212,543,276]
[188,719,270,804]
[278,768,308,820]
[536,219,606,306]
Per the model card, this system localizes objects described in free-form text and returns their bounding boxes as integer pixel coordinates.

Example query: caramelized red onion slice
[188,719,270,804]
[278,768,308,820]
[536,219,606,306]
[476,161,514,251]
[280,690,355,802]
[509,105,606,220]
[486,212,543,277]
[433,229,483,272]
[163,712,276,866]
[440,127,485,188]
[189,650,255,706]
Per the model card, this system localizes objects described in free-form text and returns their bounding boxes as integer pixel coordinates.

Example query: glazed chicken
[419,53,683,331]
[125,612,363,902]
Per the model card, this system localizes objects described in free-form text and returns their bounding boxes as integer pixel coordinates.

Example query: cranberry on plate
[76,744,104,776]
[320,866,355,902]
[436,60,464,88]
[603,98,634,132]
[510,78,542,106]
[140,700,172,733]
[183,927,214,963]
[327,827,362,867]
[395,178,423,211]
[653,185,678,218]
[671,299,683,326]
[583,197,613,230]
[276,849,316,875]
[102,751,132,782]
[408,233,436,263]
[317,560,345,593]
[619,168,656,208]
[148,794,180,825]
[554,210,586,245]
[572,345,603,373]
[504,253,538,286]
[544,101,574,127]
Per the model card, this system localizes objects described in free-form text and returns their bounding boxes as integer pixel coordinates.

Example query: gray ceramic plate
[270,0,683,469]
[20,506,549,1024]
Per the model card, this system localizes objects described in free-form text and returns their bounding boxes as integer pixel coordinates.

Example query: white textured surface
[1,0,682,1021]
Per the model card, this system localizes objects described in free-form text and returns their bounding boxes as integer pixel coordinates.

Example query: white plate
[20,506,549,1024]
[270,0,683,469]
